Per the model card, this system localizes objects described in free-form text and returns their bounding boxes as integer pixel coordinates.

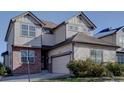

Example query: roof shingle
[72,32,119,47]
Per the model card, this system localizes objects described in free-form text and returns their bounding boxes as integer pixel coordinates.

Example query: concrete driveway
[0,73,66,82]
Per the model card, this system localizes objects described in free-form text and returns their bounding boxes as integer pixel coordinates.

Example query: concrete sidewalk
[0,73,66,82]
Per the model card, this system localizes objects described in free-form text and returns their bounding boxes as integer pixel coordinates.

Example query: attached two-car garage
[51,51,72,74]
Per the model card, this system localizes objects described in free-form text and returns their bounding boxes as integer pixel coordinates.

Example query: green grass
[37,76,124,82]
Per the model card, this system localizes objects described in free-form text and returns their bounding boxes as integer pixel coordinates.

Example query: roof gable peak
[11,11,45,26]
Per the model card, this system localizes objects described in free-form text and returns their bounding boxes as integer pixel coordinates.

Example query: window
[90,49,103,63]
[117,53,124,64]
[21,50,35,63]
[68,25,79,31]
[29,26,36,37]
[43,28,52,34]
[21,25,28,36]
[21,24,36,37]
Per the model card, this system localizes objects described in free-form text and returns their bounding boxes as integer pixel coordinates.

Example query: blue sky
[1,11,124,62]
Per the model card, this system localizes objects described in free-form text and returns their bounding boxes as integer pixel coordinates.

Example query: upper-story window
[21,24,36,37]
[22,25,28,36]
[42,28,52,34]
[29,26,36,37]
[68,24,79,31]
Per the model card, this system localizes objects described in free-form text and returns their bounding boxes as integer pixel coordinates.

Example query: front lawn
[37,76,124,82]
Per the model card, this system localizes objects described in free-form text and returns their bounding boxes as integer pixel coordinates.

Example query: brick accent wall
[12,46,42,75]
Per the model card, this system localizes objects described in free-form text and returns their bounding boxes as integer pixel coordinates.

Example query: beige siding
[103,50,116,62]
[66,16,91,39]
[116,29,124,51]
[74,43,116,62]
[14,15,42,47]
[99,34,116,45]
[42,34,55,46]
[6,24,14,69]
[48,43,72,63]
[54,24,66,44]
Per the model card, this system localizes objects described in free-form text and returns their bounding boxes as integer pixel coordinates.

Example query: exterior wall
[42,34,55,46]
[14,15,42,47]
[48,43,72,62]
[99,33,116,45]
[4,55,9,67]
[66,16,91,39]
[116,29,124,51]
[48,43,72,57]
[48,43,72,72]
[99,28,124,52]
[54,24,66,44]
[12,46,42,74]
[74,43,117,62]
[7,24,14,69]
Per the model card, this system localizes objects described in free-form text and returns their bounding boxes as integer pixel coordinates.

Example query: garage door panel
[52,55,70,74]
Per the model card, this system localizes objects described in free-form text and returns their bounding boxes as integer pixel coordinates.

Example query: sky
[1,11,124,62]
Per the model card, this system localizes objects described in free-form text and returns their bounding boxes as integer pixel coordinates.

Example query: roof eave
[97,32,116,39]
[5,20,13,42]
[11,11,45,26]
[72,41,120,48]
[80,12,97,30]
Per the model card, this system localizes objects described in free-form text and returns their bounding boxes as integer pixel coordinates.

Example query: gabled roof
[42,20,57,29]
[80,12,97,29]
[52,32,119,49]
[53,12,97,30]
[95,26,124,38]
[11,11,45,25]
[5,11,57,41]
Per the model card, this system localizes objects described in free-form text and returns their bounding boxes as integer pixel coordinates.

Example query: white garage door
[52,55,70,74]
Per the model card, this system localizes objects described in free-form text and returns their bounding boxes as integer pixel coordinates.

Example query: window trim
[20,23,36,37]
[21,50,35,64]
[90,49,103,63]
[117,53,124,64]
[42,28,52,34]
[68,24,79,31]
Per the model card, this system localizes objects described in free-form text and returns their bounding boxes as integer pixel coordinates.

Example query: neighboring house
[95,27,124,64]
[1,12,119,75]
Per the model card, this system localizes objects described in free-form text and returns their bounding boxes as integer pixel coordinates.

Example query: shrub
[89,64,107,77]
[106,63,122,76]
[0,64,12,76]
[67,59,107,77]
[119,64,124,72]
[0,66,7,76]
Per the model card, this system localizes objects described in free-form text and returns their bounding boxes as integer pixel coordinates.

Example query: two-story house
[1,11,119,75]
[95,27,124,64]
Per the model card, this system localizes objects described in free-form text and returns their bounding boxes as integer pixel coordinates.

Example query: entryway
[42,50,49,70]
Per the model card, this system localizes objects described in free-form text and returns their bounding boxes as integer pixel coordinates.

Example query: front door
[42,50,48,70]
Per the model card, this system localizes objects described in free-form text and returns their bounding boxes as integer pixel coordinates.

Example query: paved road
[0,73,66,82]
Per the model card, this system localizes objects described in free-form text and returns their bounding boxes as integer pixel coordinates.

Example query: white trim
[20,23,36,38]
